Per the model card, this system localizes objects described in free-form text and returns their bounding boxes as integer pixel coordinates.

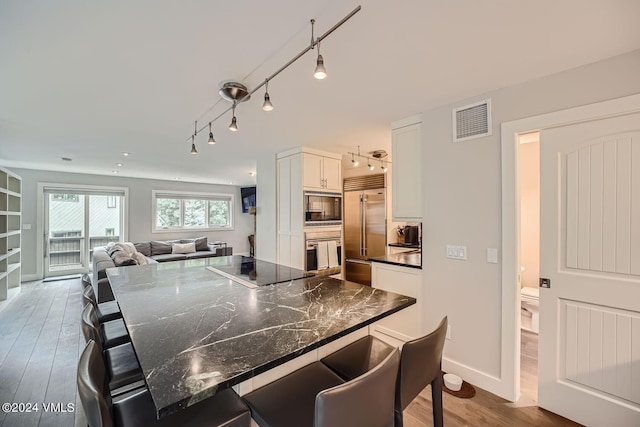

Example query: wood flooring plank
[4,281,71,427]
[0,283,58,426]
[39,284,82,427]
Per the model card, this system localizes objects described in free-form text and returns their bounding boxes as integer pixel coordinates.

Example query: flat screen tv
[241,186,256,213]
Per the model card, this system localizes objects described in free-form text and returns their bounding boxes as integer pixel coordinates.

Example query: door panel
[343,191,363,260]
[363,190,386,258]
[539,113,640,425]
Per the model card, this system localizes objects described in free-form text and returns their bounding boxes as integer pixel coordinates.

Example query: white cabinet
[302,153,342,192]
[276,155,304,270]
[0,167,21,303]
[392,116,422,222]
[370,261,422,346]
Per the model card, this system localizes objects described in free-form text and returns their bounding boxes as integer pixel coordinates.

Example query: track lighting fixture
[229,103,238,132]
[314,40,327,80]
[348,147,391,172]
[262,80,274,111]
[208,122,216,144]
[190,135,198,154]
[182,6,361,146]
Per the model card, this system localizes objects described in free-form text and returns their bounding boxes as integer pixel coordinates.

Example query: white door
[539,112,640,426]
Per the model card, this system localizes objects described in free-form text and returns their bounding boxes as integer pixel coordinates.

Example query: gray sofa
[92,237,232,303]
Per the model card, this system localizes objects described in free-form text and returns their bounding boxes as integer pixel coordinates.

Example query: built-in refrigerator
[344,177,386,286]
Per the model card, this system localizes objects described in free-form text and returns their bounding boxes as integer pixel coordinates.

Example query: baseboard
[442,356,513,401]
[21,273,40,282]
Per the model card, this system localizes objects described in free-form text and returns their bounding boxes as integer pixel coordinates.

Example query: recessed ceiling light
[61,157,72,162]
[112,170,119,174]
[116,162,123,167]
[249,172,256,177]
[122,152,130,156]
[175,177,181,180]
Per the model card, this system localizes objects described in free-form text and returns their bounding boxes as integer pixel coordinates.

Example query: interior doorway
[516,131,540,406]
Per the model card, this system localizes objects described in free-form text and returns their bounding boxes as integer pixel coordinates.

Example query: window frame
[152,190,234,233]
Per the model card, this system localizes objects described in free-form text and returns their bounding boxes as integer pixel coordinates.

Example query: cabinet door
[277,157,291,233]
[302,153,323,190]
[322,157,342,191]
[392,123,422,221]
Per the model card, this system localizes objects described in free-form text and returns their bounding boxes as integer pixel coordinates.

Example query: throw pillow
[172,242,196,254]
[194,236,208,251]
[132,252,149,265]
[134,241,151,257]
[115,241,136,255]
[150,240,172,256]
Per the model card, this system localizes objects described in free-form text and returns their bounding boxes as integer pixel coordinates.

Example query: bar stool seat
[244,349,400,427]
[100,318,130,349]
[78,340,251,427]
[83,285,122,323]
[320,335,395,380]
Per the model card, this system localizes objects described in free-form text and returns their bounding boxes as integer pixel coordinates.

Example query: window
[107,196,117,208]
[153,190,233,231]
[105,228,115,236]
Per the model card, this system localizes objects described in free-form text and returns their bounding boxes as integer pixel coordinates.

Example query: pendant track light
[182,6,361,147]
[348,146,391,172]
[208,122,216,144]
[314,40,327,80]
[380,159,388,173]
[229,103,238,132]
[368,161,374,171]
[190,135,198,154]
[263,79,274,111]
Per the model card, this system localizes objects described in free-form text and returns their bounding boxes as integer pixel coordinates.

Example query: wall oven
[305,230,342,273]
[304,191,342,226]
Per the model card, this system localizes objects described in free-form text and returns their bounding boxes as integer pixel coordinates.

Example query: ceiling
[1,1,639,186]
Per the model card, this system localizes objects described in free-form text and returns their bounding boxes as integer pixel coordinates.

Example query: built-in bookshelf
[0,167,21,302]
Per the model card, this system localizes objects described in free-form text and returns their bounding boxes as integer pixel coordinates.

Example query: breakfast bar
[107,256,415,419]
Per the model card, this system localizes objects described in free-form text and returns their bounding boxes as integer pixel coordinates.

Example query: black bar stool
[78,340,251,427]
[321,317,448,427]
[243,349,400,427]
[83,285,121,323]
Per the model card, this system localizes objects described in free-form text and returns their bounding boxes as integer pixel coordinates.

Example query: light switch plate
[22,223,32,230]
[446,245,467,260]
[487,248,498,264]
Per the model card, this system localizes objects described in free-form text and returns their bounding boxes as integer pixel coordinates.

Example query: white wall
[518,139,540,288]
[14,168,254,278]
[420,48,640,393]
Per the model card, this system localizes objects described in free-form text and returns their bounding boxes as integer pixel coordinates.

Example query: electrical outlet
[22,223,32,230]
[446,325,452,340]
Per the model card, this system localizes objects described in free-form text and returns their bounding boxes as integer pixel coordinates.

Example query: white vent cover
[452,99,492,142]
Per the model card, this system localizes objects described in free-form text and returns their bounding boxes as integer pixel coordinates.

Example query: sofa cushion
[112,252,138,267]
[185,251,220,260]
[134,241,151,257]
[150,240,172,256]
[191,237,209,251]
[172,242,196,254]
[151,253,187,262]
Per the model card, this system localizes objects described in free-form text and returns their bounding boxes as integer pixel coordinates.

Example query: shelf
[6,190,21,198]
[0,166,21,303]
[7,263,20,275]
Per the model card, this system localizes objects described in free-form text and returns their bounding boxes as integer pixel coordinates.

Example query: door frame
[36,183,129,280]
[499,93,640,402]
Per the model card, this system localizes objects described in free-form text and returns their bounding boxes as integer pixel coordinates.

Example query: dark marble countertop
[107,256,415,418]
[369,251,422,269]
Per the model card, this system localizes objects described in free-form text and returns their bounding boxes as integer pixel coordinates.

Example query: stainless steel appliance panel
[344,185,386,286]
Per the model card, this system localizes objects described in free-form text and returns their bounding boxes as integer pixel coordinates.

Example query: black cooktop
[207,255,313,286]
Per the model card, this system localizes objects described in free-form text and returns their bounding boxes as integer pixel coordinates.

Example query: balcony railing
[49,235,119,270]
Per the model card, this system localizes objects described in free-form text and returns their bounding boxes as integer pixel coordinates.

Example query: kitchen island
[107,256,415,418]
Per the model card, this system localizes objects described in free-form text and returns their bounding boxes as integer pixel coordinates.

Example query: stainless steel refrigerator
[344,186,386,286]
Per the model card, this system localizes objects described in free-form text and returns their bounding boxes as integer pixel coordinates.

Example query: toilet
[521,286,539,333]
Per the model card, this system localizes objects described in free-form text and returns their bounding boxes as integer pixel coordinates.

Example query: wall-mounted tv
[241,186,256,213]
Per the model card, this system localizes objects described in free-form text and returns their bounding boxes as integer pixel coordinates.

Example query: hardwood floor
[1,279,581,426]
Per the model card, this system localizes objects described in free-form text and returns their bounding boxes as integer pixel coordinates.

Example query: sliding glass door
[43,188,125,277]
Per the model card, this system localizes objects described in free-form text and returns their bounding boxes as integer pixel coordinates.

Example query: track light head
[229,116,238,132]
[314,54,327,79]
[208,123,216,144]
[368,162,374,171]
[351,153,359,167]
[190,136,198,154]
[263,93,274,111]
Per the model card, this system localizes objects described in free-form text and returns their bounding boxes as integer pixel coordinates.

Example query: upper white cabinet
[302,153,342,192]
[392,116,422,222]
[0,167,22,303]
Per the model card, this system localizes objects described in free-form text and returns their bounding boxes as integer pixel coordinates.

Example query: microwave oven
[304,191,342,226]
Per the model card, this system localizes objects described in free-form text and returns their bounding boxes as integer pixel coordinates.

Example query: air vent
[343,174,385,191]
[452,99,492,142]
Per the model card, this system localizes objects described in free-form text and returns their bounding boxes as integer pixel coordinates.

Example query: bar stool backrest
[81,303,104,350]
[77,340,114,427]
[315,348,400,427]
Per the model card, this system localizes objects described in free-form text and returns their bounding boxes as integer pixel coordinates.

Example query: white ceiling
[1,0,639,186]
